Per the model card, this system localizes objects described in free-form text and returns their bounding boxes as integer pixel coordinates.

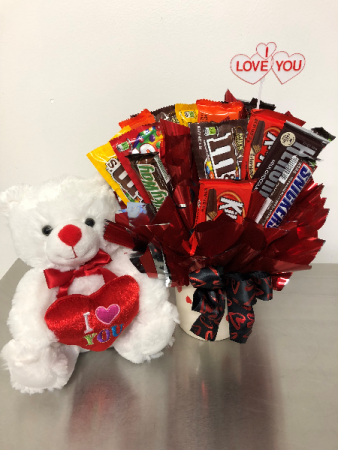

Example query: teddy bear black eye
[85,218,95,227]
[42,225,53,236]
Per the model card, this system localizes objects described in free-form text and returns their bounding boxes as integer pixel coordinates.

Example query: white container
[175,284,229,341]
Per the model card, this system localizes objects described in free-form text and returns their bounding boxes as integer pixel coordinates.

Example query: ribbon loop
[188,267,272,343]
[191,288,226,341]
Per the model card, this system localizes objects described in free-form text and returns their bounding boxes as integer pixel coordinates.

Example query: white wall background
[1,0,337,278]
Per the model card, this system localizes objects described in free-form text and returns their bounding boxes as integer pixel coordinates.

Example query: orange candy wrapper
[196,99,245,123]
[119,109,155,130]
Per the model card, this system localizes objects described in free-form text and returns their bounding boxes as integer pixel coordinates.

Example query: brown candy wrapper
[151,105,180,124]
[224,89,276,113]
[242,109,306,180]
[254,121,330,198]
[190,119,248,180]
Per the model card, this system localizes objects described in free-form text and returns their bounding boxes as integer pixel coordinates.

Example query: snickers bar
[255,156,316,228]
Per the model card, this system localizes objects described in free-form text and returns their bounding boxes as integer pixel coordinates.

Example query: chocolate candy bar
[251,120,265,154]
[242,110,305,180]
[128,153,172,212]
[242,98,276,113]
[190,119,248,180]
[206,188,217,220]
[253,121,330,198]
[255,156,316,228]
[151,105,180,123]
[311,127,336,142]
[194,179,254,226]
[224,90,276,111]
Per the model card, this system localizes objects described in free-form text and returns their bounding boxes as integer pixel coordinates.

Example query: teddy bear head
[0,176,120,270]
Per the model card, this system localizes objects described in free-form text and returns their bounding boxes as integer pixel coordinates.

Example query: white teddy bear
[0,175,178,394]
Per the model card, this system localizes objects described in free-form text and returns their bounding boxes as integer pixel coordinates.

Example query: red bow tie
[44,249,116,298]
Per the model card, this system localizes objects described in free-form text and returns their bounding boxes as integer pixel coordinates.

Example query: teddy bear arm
[7,268,57,348]
[103,246,140,278]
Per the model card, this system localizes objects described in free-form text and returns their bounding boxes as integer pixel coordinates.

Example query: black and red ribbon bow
[189,267,273,343]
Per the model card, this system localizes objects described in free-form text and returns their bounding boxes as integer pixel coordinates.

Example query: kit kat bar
[206,188,217,220]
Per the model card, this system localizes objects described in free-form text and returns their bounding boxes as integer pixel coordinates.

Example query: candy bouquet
[87,90,334,344]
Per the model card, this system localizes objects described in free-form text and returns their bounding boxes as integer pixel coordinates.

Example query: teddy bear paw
[1,340,79,393]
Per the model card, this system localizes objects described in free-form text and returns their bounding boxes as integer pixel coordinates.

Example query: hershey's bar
[253,121,329,198]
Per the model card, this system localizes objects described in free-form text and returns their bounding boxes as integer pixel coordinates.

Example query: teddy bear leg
[113,300,179,364]
[1,340,80,394]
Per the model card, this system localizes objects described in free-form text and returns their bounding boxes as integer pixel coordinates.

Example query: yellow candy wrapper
[87,142,142,205]
[175,103,198,127]
[112,125,131,139]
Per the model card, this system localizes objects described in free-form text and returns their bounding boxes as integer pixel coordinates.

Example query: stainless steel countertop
[0,261,337,450]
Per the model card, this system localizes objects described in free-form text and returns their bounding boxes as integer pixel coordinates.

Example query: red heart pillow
[45,275,139,352]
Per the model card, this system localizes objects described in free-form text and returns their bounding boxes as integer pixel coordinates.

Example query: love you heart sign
[230,42,306,85]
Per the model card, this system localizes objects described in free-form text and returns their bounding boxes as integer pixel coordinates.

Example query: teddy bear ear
[88,174,116,195]
[89,173,109,188]
[0,184,29,217]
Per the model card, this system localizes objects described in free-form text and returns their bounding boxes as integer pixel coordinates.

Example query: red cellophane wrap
[104,120,329,291]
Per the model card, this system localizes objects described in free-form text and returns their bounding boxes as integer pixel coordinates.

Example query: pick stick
[257,77,265,109]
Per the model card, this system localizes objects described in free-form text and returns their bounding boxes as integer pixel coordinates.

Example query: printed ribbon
[189,267,273,343]
[44,249,116,298]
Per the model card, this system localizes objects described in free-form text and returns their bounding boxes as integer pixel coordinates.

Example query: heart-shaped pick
[45,275,139,352]
[230,53,272,85]
[272,51,306,84]
[256,42,277,60]
[95,304,120,324]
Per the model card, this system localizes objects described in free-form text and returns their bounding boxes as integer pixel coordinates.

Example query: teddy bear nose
[58,225,82,247]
